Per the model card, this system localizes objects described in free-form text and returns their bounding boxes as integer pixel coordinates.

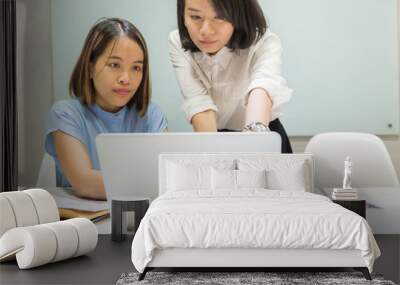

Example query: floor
[0,236,134,285]
[374,235,400,284]
[0,235,398,285]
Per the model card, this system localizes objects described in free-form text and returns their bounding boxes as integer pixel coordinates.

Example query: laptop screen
[96,132,281,201]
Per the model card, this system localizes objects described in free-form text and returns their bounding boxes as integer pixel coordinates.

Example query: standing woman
[45,18,168,200]
[169,0,293,153]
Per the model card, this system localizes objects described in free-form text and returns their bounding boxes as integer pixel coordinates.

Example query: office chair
[305,132,399,190]
[36,153,56,187]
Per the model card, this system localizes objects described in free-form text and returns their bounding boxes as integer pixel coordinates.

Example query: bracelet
[243,122,270,132]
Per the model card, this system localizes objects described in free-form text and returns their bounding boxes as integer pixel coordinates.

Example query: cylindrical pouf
[0,189,59,238]
[65,218,98,257]
[24,189,59,224]
[0,218,98,269]
[0,192,39,227]
[42,221,79,262]
[0,196,17,237]
[0,226,57,269]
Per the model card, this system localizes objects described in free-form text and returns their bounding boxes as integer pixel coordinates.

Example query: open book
[58,208,110,222]
[45,188,110,222]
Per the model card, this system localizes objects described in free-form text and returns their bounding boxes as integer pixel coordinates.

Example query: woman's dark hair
[177,0,268,52]
[69,18,151,117]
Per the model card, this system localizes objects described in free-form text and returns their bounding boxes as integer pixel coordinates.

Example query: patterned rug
[116,271,396,285]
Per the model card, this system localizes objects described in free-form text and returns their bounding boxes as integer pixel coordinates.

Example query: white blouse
[168,29,293,130]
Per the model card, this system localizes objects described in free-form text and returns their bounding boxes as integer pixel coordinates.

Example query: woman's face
[91,36,144,113]
[184,0,234,55]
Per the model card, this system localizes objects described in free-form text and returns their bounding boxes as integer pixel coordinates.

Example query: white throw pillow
[236,169,268,189]
[211,169,268,190]
[211,168,236,190]
[166,162,211,191]
[238,158,310,192]
[267,162,307,191]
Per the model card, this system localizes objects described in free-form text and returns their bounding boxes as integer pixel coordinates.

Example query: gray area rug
[116,272,396,285]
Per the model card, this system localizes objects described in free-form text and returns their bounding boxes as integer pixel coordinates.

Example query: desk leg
[112,201,124,242]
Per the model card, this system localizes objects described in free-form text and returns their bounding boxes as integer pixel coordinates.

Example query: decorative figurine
[342,156,352,190]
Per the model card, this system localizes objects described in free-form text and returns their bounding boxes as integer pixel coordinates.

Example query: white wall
[266,1,400,178]
[16,0,53,187]
[284,0,400,175]
[16,0,400,186]
[51,0,399,136]
[269,0,400,178]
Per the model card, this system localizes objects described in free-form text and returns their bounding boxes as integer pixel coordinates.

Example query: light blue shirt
[45,98,167,187]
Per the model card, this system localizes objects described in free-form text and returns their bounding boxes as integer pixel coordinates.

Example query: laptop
[96,132,281,201]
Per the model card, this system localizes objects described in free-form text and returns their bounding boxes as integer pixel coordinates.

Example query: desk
[0,235,133,285]
[321,187,400,234]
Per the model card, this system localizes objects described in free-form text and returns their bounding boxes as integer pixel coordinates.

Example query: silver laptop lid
[96,132,281,200]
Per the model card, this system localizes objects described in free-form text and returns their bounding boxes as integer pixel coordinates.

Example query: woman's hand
[53,131,107,200]
[191,110,218,132]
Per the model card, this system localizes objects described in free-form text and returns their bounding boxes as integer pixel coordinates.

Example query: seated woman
[45,18,167,200]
